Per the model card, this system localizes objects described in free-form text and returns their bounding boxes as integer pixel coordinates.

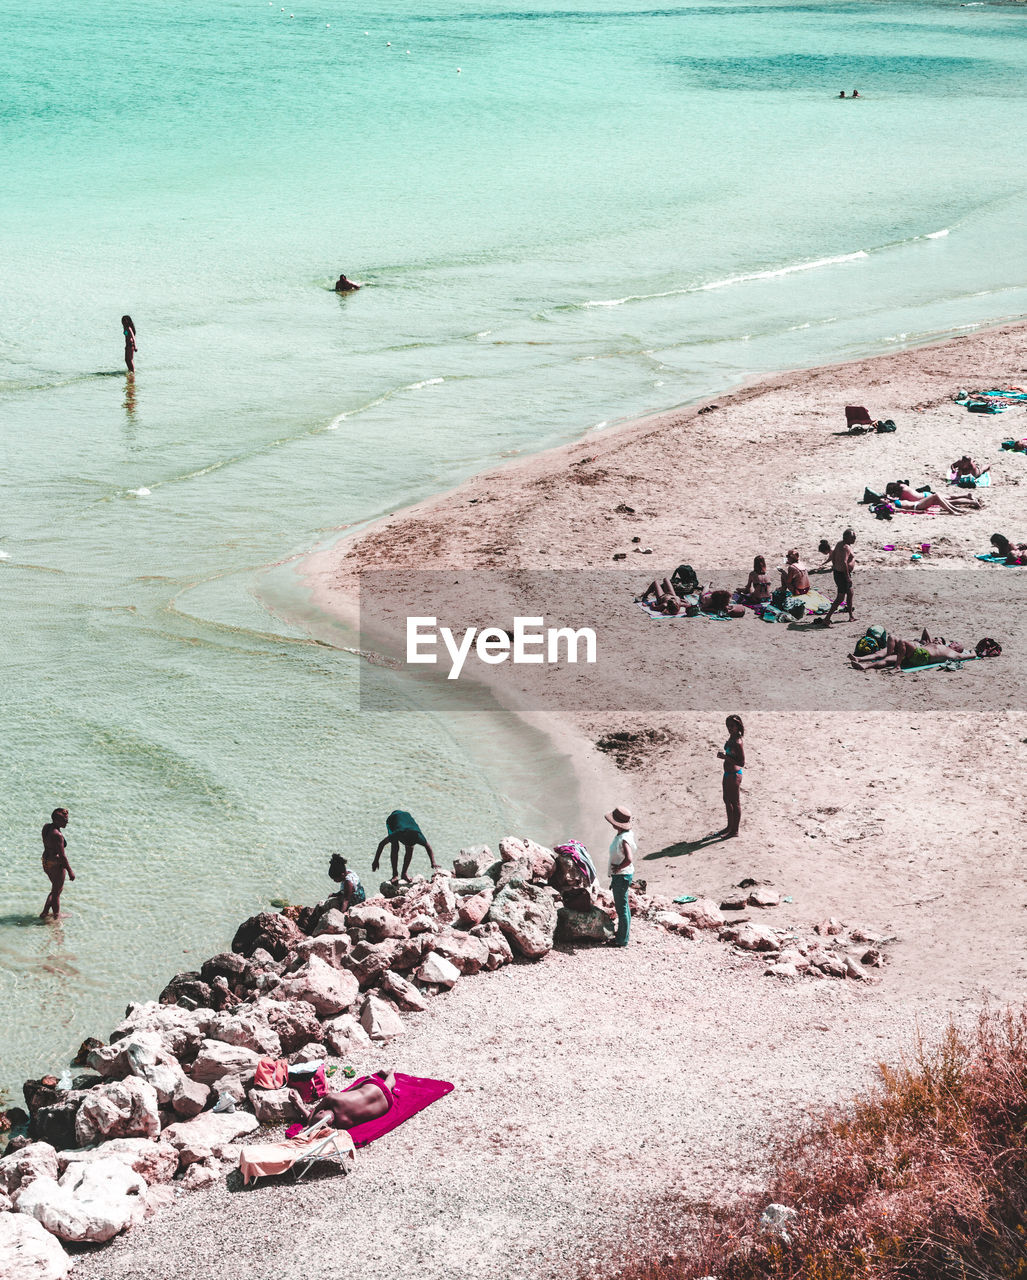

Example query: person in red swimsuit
[40,808,74,920]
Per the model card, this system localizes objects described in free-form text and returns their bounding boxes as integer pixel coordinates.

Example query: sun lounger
[238,1117,356,1185]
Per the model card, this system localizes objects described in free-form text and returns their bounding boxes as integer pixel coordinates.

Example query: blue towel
[976,553,1023,566]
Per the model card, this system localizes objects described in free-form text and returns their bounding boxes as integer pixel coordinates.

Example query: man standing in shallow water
[40,808,74,920]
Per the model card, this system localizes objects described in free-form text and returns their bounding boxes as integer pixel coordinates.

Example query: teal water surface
[1,0,1026,1094]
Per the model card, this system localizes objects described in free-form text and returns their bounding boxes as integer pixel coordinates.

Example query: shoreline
[302,315,1027,1005]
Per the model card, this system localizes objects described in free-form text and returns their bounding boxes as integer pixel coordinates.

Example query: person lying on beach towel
[884,483,982,514]
[1000,438,1027,454]
[987,533,1027,565]
[286,1071,454,1149]
[699,586,746,618]
[639,578,688,615]
[849,633,999,671]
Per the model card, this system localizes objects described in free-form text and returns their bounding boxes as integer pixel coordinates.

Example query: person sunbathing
[849,635,996,671]
[640,578,688,614]
[699,585,746,618]
[289,1070,397,1130]
[884,482,982,514]
[738,555,772,604]
[951,455,987,481]
[990,533,1027,565]
[779,548,811,595]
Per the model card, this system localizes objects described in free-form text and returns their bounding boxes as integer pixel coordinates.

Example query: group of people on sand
[640,545,830,618]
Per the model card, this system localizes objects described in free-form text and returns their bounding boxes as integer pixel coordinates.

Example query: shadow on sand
[644,831,732,860]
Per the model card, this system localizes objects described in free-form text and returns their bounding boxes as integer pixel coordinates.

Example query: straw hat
[604,805,633,832]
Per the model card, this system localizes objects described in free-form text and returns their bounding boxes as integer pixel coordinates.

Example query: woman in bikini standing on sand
[122,315,137,372]
[717,716,745,838]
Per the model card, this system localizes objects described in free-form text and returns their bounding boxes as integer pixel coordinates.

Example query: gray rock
[448,876,496,898]
[345,904,410,943]
[747,886,781,909]
[469,922,514,969]
[207,1010,282,1058]
[58,1137,178,1186]
[231,911,305,961]
[845,956,870,981]
[248,997,323,1055]
[322,1013,373,1058]
[15,1157,147,1243]
[429,932,490,975]
[487,882,557,959]
[721,922,779,952]
[74,1078,160,1147]
[171,1077,209,1120]
[342,939,403,989]
[457,890,493,927]
[312,908,349,937]
[557,905,615,944]
[0,1141,59,1195]
[0,1208,72,1278]
[675,897,726,930]
[189,1041,260,1087]
[415,953,461,989]
[271,955,361,1016]
[381,969,429,1012]
[161,1110,259,1168]
[359,994,406,1042]
[452,845,493,878]
[248,1088,301,1126]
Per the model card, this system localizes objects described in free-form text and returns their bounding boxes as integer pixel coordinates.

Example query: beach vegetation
[609,1009,1027,1280]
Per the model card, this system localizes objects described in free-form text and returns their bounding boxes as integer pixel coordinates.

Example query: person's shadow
[644,831,730,860]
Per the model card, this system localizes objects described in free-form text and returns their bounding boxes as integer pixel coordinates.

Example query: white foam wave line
[925,228,950,239]
[328,376,445,429]
[582,251,870,309]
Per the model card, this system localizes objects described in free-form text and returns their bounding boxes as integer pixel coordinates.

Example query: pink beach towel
[285,1073,454,1148]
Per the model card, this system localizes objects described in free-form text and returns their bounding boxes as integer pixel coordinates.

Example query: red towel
[285,1073,453,1147]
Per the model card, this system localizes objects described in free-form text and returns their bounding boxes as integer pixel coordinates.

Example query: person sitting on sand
[289,1070,396,1130]
[884,482,982,514]
[738,556,772,605]
[951,455,987,481]
[779,548,811,596]
[373,810,437,882]
[811,539,834,573]
[990,533,1027,565]
[334,273,361,293]
[819,530,857,626]
[849,635,999,671]
[40,807,74,920]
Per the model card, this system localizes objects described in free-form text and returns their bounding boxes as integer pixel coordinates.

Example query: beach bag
[771,586,789,610]
[854,635,879,656]
[289,1063,327,1103]
[254,1058,289,1090]
[866,625,888,648]
[328,853,346,883]
[671,564,699,595]
[861,487,882,505]
[870,501,894,520]
[976,637,1002,658]
[875,419,897,433]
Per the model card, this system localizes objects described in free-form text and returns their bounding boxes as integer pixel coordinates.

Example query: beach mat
[285,1074,454,1149]
[635,598,735,620]
[896,656,980,674]
[976,553,1024,566]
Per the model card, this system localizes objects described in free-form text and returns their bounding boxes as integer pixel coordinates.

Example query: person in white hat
[605,805,636,947]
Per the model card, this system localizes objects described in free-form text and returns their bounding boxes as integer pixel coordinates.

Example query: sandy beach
[12,322,1027,1280]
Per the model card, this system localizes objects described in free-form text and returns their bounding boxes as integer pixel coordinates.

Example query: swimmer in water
[334,273,361,293]
[40,808,74,920]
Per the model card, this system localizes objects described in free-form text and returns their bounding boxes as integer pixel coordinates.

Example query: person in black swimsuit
[716,717,745,837]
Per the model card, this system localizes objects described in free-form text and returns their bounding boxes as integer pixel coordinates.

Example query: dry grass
[610,1010,1027,1280]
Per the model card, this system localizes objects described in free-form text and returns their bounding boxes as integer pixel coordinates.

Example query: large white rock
[247,1088,301,1126]
[189,1039,260,1086]
[381,969,429,1011]
[207,1010,282,1058]
[415,952,461,989]
[161,1110,259,1168]
[345,904,409,942]
[452,845,493,878]
[88,1029,186,1103]
[104,1001,214,1061]
[722,922,780,952]
[675,897,726,930]
[271,955,360,1018]
[58,1137,178,1186]
[0,1210,71,1279]
[74,1077,160,1147]
[0,1143,59,1196]
[16,1157,147,1244]
[486,882,557,959]
[358,994,406,1041]
[322,1013,374,1057]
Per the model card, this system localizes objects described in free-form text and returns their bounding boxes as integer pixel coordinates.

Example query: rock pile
[0,835,612,1274]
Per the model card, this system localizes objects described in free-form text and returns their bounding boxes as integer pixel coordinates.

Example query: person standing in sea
[121,315,137,372]
[40,808,74,920]
[372,810,438,882]
[605,805,636,948]
[717,716,745,838]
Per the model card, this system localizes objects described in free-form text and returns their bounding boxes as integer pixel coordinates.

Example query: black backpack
[875,419,897,433]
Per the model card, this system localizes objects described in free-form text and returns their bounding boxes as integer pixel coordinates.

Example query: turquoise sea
[1,0,1025,1094]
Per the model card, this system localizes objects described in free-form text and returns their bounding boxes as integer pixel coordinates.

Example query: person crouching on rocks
[328,853,366,910]
[372,810,438,882]
[605,806,636,948]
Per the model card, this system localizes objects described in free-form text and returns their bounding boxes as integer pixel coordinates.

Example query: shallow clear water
[1,0,1025,1093]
